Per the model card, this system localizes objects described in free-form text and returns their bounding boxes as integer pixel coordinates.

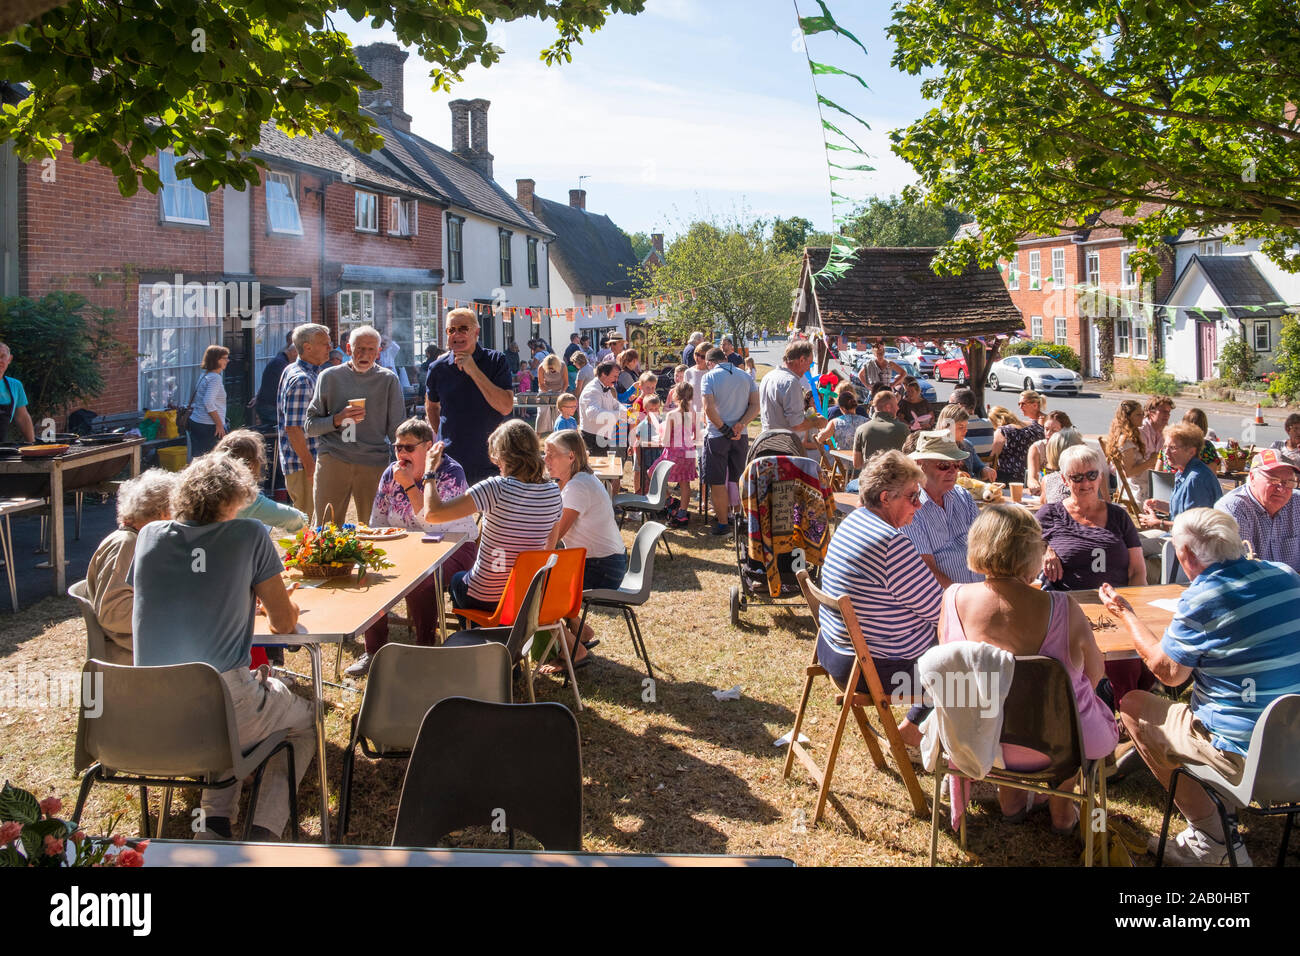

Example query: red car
[934,351,972,384]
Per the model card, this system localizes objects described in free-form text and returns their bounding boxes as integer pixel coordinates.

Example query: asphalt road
[745,333,1285,449]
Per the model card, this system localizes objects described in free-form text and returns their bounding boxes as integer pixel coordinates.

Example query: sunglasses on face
[1067,470,1101,483]
[445,324,474,336]
[393,442,428,453]
[930,461,959,473]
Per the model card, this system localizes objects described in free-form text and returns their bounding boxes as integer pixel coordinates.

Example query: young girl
[661,382,698,523]
[631,394,664,494]
[516,363,532,393]
[553,393,579,432]
[664,365,687,411]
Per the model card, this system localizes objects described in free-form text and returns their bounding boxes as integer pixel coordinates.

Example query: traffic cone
[1255,402,1264,425]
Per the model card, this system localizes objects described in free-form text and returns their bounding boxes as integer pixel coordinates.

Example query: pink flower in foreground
[0,821,21,844]
[116,847,143,867]
[135,840,150,852]
[72,830,86,844]
[111,833,126,847]
[42,834,64,857]
[39,796,62,817]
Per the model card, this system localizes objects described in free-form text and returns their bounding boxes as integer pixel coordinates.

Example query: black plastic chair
[392,697,582,851]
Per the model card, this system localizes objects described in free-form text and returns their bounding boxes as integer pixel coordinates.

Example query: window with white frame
[1031,315,1043,339]
[1115,316,1131,355]
[447,215,464,281]
[1028,251,1041,289]
[413,291,438,355]
[354,191,378,232]
[1007,255,1020,290]
[255,288,311,384]
[527,237,539,287]
[338,290,374,341]
[1052,249,1065,286]
[158,150,209,225]
[388,197,417,237]
[137,282,221,411]
[1086,251,1100,285]
[1199,239,1223,256]
[1256,321,1271,351]
[1054,316,1068,345]
[1134,313,1149,359]
[264,171,303,235]
[499,229,513,285]
[1121,250,1137,288]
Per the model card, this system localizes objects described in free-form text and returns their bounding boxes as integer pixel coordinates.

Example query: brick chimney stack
[569,189,587,210]
[449,99,471,155]
[353,42,412,133]
[516,178,536,212]
[651,233,664,254]
[450,99,493,179]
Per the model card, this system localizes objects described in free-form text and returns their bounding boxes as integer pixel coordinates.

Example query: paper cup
[350,398,366,408]
[1009,482,1024,503]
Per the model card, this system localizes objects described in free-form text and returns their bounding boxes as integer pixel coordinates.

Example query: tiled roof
[532,194,639,298]
[802,246,1023,340]
[376,117,551,235]
[251,123,438,200]
[1083,201,1168,240]
[1189,255,1289,319]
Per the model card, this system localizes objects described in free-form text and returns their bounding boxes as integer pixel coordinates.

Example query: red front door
[1197,321,1217,381]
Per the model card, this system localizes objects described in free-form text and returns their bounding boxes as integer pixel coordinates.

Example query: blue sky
[341,0,930,238]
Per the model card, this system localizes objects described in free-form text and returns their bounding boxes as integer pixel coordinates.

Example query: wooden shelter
[791,246,1025,412]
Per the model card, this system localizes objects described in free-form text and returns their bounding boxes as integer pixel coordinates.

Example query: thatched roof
[797,246,1024,341]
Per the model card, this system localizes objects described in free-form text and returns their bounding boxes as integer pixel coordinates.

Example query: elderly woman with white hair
[1038,442,1152,703]
[83,469,179,663]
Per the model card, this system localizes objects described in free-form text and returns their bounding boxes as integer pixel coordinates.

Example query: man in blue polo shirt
[1101,507,1300,866]
[424,308,514,486]
[701,347,759,535]
[1139,421,1222,532]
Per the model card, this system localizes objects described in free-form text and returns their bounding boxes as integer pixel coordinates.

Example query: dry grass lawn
[0,472,1291,865]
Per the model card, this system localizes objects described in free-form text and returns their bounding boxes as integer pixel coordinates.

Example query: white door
[1088,319,1100,377]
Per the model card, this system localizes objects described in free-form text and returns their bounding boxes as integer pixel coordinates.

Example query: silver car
[986,354,1082,395]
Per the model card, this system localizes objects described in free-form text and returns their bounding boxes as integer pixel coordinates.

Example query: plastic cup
[1010,482,1024,503]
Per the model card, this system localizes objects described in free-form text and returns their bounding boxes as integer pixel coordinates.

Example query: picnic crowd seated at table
[818,450,940,748]
[1107,399,1160,502]
[851,389,908,472]
[84,469,179,664]
[1138,423,1223,534]
[129,452,312,842]
[938,504,1118,834]
[216,429,309,532]
[817,383,868,450]
[421,418,563,615]
[1100,507,1300,866]
[1038,427,1087,504]
[1215,448,1300,574]
[988,393,1045,486]
[1026,410,1072,493]
[935,404,995,482]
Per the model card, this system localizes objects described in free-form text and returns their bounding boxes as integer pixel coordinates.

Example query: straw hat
[909,430,969,463]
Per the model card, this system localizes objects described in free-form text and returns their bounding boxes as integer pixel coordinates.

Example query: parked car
[934,350,972,384]
[915,345,946,378]
[986,354,1082,395]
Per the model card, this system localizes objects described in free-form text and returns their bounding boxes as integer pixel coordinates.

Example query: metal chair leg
[71,766,98,826]
[74,491,83,541]
[138,785,151,837]
[156,787,173,839]
[1155,767,1186,867]
[339,715,360,840]
[2,514,17,612]
[1278,811,1296,868]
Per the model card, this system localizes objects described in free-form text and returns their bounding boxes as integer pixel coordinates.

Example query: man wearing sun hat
[1215,448,1300,573]
[901,430,983,587]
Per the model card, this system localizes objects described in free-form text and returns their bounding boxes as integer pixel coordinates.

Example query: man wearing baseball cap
[901,430,983,587]
[1215,448,1300,573]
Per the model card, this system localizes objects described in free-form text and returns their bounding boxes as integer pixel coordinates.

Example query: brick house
[2,87,442,420]
[1000,202,1174,379]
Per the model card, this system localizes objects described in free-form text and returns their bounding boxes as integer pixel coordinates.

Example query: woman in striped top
[421,418,563,613]
[818,450,942,747]
[187,345,229,457]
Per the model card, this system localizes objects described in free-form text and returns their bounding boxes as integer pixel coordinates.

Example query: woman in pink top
[937,504,1118,834]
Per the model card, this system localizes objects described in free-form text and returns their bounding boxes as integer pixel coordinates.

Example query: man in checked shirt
[277,323,333,522]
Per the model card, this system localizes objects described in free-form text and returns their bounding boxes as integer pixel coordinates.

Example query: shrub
[1217,332,1256,387]
[1269,315,1300,404]
[1003,338,1082,372]
[1142,359,1180,397]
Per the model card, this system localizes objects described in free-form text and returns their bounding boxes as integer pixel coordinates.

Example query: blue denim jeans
[584,551,628,591]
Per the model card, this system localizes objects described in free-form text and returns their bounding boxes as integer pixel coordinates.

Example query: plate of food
[19,444,71,457]
[354,526,408,540]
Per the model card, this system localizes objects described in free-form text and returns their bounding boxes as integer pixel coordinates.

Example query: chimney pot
[449,99,472,156]
[569,189,587,210]
[354,42,412,132]
[516,178,536,211]
[651,233,664,254]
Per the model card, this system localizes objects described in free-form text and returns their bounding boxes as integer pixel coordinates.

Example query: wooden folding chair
[783,570,929,829]
[1099,437,1142,518]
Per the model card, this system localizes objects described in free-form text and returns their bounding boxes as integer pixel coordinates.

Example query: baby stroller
[730,429,835,624]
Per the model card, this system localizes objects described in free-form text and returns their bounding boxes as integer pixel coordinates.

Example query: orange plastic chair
[457,549,587,710]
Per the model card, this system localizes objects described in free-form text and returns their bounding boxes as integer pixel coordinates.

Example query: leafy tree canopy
[843,195,971,248]
[888,0,1300,276]
[771,216,815,256]
[622,229,654,261]
[635,214,800,350]
[0,0,645,196]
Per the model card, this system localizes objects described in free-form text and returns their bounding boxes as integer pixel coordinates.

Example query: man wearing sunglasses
[902,431,983,588]
[424,307,514,486]
[1215,448,1300,573]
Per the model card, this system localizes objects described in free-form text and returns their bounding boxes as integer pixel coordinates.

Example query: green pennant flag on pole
[797,0,869,55]
[817,93,871,129]
[809,60,871,89]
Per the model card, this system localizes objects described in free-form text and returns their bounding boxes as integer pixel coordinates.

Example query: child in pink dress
[661,382,698,522]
